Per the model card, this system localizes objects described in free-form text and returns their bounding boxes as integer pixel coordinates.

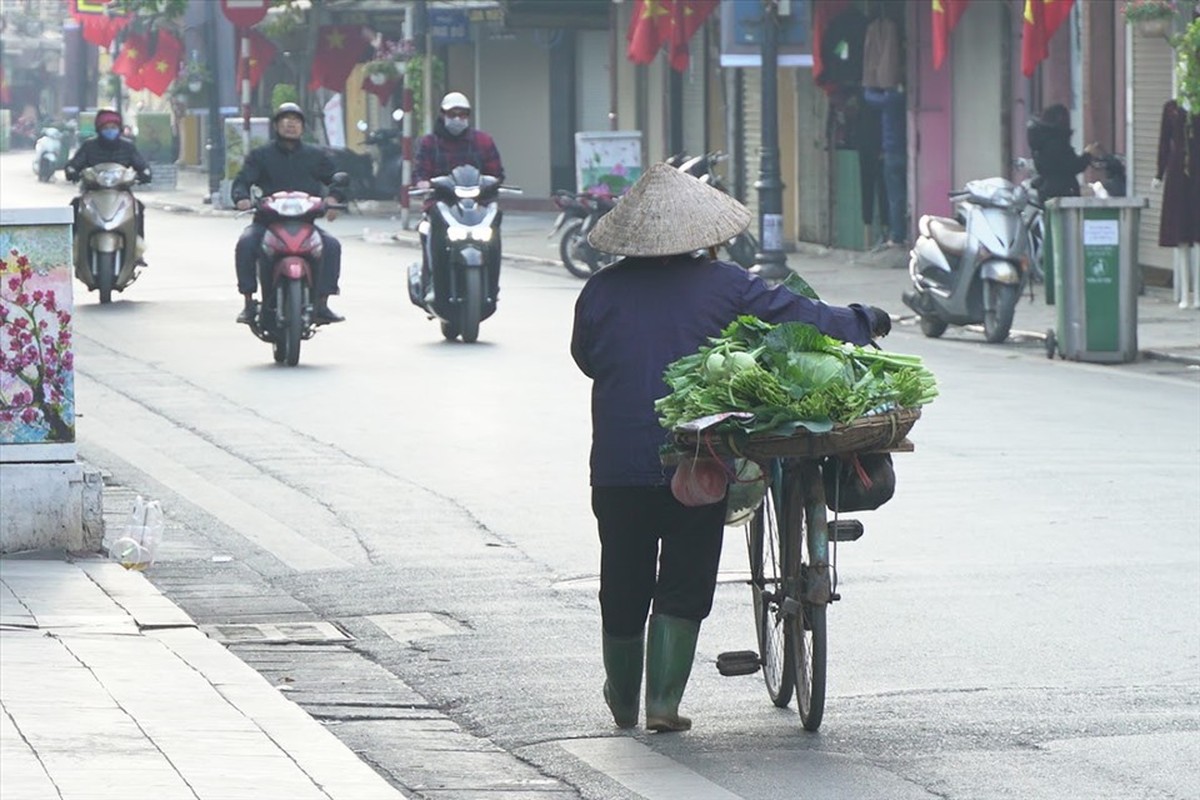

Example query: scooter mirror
[356,120,368,132]
[391,109,405,122]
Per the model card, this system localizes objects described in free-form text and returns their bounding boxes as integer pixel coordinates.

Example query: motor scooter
[71,162,147,304]
[901,177,1031,344]
[548,188,618,279]
[241,185,348,366]
[408,164,521,343]
[33,127,62,182]
[326,109,404,202]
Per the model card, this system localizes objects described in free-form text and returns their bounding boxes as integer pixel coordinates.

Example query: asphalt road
[4,153,1198,800]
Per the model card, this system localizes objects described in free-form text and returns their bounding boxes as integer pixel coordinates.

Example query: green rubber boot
[644,614,700,733]
[602,630,644,729]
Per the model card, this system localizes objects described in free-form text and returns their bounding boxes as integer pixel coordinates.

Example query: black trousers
[591,486,727,637]
[235,222,341,297]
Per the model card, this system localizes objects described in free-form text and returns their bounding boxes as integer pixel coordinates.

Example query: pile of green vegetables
[655,316,938,436]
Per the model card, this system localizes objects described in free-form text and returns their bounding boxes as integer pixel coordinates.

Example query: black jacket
[1027,120,1091,200]
[65,135,150,180]
[231,138,345,207]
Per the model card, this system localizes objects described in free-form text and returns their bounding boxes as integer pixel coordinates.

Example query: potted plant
[364,59,399,86]
[1123,0,1176,38]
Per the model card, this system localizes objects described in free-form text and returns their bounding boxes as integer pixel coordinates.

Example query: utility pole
[204,0,224,202]
[750,0,789,280]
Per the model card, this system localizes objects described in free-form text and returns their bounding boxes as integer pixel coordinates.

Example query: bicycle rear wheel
[748,468,794,708]
[784,461,828,731]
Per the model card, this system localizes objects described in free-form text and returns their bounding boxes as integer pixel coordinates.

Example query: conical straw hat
[587,162,752,257]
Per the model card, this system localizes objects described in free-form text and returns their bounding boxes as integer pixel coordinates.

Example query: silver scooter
[902,177,1031,344]
[72,162,145,304]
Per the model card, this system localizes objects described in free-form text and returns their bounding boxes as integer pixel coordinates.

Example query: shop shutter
[575,30,611,134]
[681,60,707,159]
[1130,31,1175,272]
[741,67,762,222]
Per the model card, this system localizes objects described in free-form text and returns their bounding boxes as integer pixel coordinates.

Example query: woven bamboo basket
[669,407,922,461]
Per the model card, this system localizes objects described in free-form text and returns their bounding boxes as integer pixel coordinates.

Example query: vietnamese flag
[627,0,672,65]
[237,28,277,90]
[308,25,371,92]
[932,0,969,70]
[138,30,182,96]
[112,31,150,91]
[69,0,130,48]
[668,0,718,72]
[1022,0,1074,77]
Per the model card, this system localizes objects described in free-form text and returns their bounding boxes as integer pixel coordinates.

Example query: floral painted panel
[0,225,74,445]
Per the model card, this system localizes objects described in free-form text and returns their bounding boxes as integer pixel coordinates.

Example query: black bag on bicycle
[822,452,895,512]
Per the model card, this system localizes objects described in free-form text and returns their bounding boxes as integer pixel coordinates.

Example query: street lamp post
[750,0,790,280]
[204,0,224,201]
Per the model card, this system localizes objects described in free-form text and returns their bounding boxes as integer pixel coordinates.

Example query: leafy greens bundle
[655,316,938,436]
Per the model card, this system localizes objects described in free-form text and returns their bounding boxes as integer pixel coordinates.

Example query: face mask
[444,117,469,136]
[100,128,120,141]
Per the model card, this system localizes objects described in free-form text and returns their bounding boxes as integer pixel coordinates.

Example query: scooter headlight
[447,225,492,242]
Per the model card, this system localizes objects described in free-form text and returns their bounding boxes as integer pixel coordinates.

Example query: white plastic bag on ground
[111,495,164,571]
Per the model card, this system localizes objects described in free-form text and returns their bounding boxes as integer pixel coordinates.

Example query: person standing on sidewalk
[231,103,347,325]
[570,163,891,733]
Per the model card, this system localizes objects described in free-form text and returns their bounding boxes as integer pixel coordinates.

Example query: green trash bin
[1046,196,1147,363]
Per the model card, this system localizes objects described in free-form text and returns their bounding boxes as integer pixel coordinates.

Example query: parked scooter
[902,177,1031,344]
[241,184,348,366]
[326,109,404,203]
[668,151,758,268]
[33,127,62,182]
[548,188,618,279]
[408,164,521,342]
[71,162,148,304]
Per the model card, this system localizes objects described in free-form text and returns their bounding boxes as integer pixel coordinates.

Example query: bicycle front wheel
[748,472,794,708]
[783,462,827,731]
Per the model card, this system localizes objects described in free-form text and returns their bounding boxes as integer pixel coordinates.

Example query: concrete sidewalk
[147,166,1199,365]
[0,558,405,800]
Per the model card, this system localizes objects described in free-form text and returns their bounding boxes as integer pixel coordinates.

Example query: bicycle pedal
[828,519,864,541]
[716,650,761,677]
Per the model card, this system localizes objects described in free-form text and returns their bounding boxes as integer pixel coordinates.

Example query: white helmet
[440,91,471,112]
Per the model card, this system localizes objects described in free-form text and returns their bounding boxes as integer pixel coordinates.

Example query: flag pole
[750,0,789,281]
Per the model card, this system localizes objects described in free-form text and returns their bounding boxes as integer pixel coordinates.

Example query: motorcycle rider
[413,91,506,304]
[232,102,347,325]
[65,109,151,264]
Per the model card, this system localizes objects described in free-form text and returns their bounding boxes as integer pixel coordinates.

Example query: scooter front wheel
[983,281,1020,344]
[96,251,116,304]
[919,315,948,338]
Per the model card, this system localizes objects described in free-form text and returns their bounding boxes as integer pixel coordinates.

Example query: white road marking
[559,737,744,800]
[78,375,352,573]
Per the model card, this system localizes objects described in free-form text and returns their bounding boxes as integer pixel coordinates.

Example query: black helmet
[273,102,305,124]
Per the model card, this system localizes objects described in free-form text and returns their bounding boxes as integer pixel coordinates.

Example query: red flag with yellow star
[309,25,371,92]
[137,29,182,97]
[628,0,672,65]
[111,31,150,91]
[1022,0,1074,77]
[932,0,969,70]
[668,0,717,72]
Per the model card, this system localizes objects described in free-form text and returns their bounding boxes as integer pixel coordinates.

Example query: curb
[1140,348,1200,367]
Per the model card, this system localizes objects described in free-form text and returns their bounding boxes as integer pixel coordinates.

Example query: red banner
[69,0,129,48]
[1021,0,1074,77]
[931,0,969,70]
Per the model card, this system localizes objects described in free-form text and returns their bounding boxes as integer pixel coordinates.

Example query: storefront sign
[430,9,470,44]
[720,0,811,68]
